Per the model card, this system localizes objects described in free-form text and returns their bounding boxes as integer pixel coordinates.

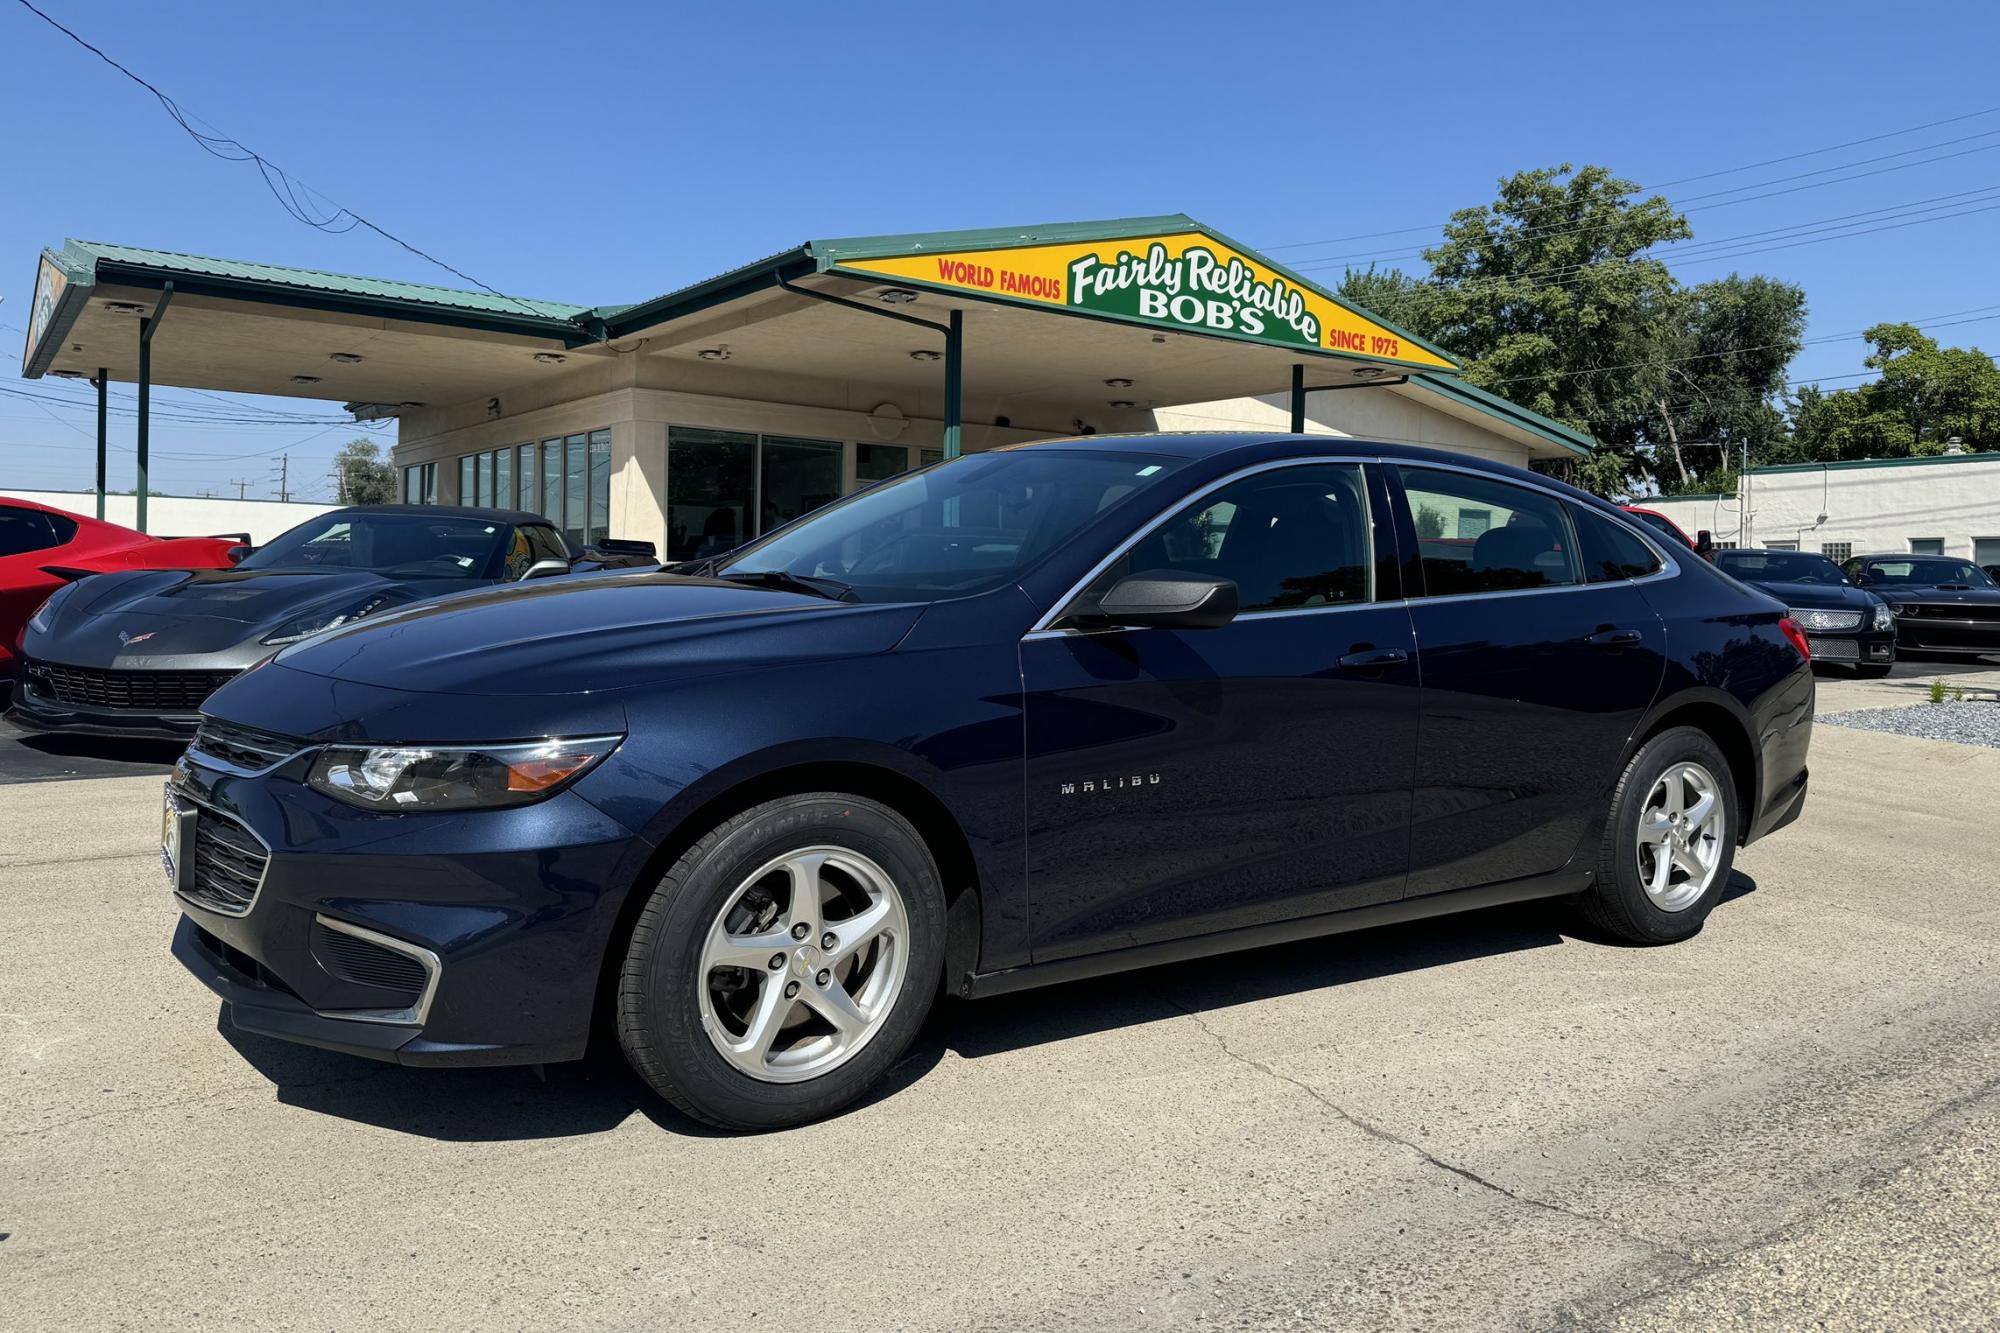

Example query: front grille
[179,809,269,916]
[1901,602,2000,622]
[1788,608,1863,631]
[190,719,303,772]
[310,920,430,1003]
[24,659,237,712]
[1807,636,1860,660]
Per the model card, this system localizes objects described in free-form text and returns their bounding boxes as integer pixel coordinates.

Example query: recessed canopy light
[399,401,425,408]
[290,374,323,385]
[877,288,919,305]
[102,301,147,316]
[1103,378,1133,389]
[1108,399,1135,409]
[697,347,731,361]
[329,352,365,365]
[909,349,942,362]
[532,352,567,365]
[1352,365,1388,379]
[48,369,85,379]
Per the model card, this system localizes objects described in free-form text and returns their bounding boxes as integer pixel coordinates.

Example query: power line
[1261,103,2000,252]
[11,0,552,320]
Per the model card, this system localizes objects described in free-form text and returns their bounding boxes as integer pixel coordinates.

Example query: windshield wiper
[719,570,858,602]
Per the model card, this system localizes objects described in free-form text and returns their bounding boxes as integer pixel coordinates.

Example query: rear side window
[1398,468,1579,595]
[0,505,64,556]
[1572,505,1664,582]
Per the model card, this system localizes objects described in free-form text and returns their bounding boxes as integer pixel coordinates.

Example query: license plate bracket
[161,786,196,893]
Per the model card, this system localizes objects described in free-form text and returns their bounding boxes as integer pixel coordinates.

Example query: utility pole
[228,478,249,500]
[1741,440,1752,548]
[332,463,346,505]
[272,454,291,503]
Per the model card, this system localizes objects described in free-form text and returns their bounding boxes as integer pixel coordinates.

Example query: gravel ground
[1820,700,2000,749]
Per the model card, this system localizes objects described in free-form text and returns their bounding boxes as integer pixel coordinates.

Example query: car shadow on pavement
[210,873,1758,1141]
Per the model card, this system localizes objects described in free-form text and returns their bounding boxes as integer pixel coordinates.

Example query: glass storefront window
[855,443,909,483]
[541,437,562,526]
[422,463,437,505]
[403,466,421,504]
[920,449,945,468]
[668,427,756,563]
[519,442,537,514]
[458,455,475,507]
[562,434,588,550]
[495,447,513,510]
[761,436,842,533]
[588,429,612,546]
[477,452,495,508]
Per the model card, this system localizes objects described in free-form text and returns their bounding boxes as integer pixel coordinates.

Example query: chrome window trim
[1025,456,1379,637]
[168,784,273,919]
[1024,453,1682,638]
[311,914,443,1028]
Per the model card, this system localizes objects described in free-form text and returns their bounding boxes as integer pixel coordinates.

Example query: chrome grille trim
[310,915,442,1027]
[1786,608,1864,631]
[171,791,271,919]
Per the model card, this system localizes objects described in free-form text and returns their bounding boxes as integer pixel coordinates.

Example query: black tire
[616,792,945,1131]
[1577,726,1738,945]
[1852,664,1893,678]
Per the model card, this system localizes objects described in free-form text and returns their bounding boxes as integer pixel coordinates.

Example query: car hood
[1872,583,2000,605]
[1747,580,1878,613]
[265,571,927,696]
[32,567,473,662]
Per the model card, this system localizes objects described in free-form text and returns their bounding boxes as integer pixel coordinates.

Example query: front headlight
[305,735,622,810]
[1873,602,1895,631]
[262,594,394,646]
[26,582,77,635]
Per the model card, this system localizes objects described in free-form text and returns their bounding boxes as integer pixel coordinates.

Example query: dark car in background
[1841,553,2000,657]
[1714,548,1895,676]
[164,434,1815,1130]
[11,505,577,740]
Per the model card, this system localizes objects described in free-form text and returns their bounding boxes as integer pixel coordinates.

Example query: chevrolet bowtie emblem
[117,630,156,646]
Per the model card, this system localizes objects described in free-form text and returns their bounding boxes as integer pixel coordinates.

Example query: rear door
[1391,468,1667,896]
[1021,460,1421,961]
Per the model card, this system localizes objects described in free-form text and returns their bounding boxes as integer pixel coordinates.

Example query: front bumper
[8,690,204,740]
[167,753,655,1068]
[1894,615,2000,653]
[1800,627,1895,667]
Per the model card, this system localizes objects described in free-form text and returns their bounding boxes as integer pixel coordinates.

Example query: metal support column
[1290,364,1306,433]
[93,367,108,519]
[134,282,175,534]
[943,308,964,460]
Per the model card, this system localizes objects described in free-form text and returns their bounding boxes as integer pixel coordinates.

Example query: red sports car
[1,497,241,681]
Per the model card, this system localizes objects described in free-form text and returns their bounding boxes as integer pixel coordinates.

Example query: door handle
[1584,627,1643,649]
[1336,647,1409,670]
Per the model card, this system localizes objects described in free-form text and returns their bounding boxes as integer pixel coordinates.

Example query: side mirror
[519,558,571,582]
[225,544,252,565]
[1085,571,1239,630]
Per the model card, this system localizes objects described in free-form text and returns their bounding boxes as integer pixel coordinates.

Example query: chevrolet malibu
[166,435,1814,1129]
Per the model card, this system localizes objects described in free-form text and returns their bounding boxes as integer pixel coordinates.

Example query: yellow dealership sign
[827,228,1457,371]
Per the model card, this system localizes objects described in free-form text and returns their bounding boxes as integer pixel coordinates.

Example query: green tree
[1338,164,1804,497]
[334,438,398,504]
[1785,327,2000,463]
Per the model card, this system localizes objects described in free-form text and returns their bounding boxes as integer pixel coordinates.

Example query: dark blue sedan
[165,434,1815,1129]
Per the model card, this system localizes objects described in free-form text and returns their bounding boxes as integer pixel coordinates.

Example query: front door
[1021,461,1421,962]
[1390,466,1667,896]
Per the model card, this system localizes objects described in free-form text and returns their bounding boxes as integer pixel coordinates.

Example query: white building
[1641,451,2000,566]
[2,489,334,544]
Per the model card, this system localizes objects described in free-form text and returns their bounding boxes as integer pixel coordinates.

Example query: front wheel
[616,793,945,1130]
[1578,727,1738,944]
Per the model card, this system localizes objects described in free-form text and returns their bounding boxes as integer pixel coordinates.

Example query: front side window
[1079,464,1373,615]
[718,448,1190,603]
[1400,468,1579,595]
[1572,505,1664,582]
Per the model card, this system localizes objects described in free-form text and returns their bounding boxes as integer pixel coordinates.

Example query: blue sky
[4,0,1998,498]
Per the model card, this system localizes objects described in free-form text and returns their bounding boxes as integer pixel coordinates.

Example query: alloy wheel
[1635,761,1725,912]
[696,845,909,1083]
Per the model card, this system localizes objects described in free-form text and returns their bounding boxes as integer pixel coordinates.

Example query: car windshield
[1716,550,1850,585]
[1862,558,1995,587]
[714,448,1192,602]
[239,511,522,579]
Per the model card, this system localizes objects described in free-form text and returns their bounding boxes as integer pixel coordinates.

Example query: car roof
[1001,432,1581,488]
[331,503,552,526]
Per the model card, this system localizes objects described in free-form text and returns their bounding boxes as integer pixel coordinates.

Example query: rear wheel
[616,793,945,1130]
[1578,726,1737,944]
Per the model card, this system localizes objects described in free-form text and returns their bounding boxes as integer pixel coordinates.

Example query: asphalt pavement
[1,673,1996,1330]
